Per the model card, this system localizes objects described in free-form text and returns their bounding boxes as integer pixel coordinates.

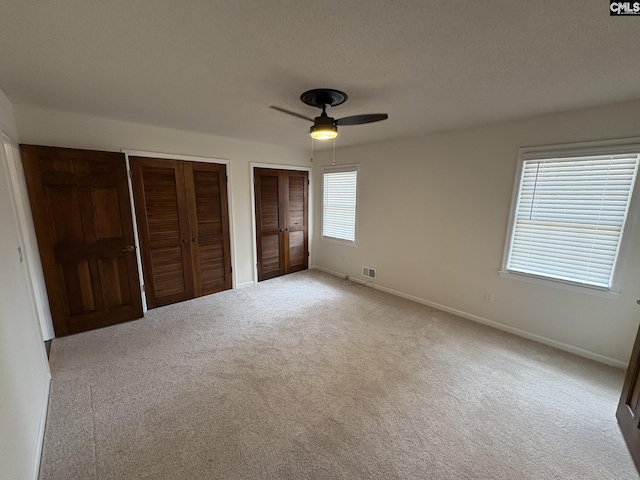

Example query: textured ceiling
[0,0,638,150]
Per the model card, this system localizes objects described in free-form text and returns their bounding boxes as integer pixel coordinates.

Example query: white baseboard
[311,265,626,369]
[235,281,255,289]
[33,374,51,480]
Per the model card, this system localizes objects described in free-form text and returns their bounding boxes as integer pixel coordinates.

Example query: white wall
[0,91,51,480]
[312,100,640,367]
[13,104,309,291]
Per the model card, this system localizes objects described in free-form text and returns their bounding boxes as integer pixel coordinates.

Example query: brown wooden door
[185,162,232,296]
[21,145,143,336]
[284,170,309,274]
[130,157,194,308]
[255,168,285,281]
[254,168,308,282]
[617,305,640,473]
[131,157,231,308]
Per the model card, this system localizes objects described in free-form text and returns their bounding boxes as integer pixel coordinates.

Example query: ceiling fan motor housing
[310,113,338,139]
[312,113,335,128]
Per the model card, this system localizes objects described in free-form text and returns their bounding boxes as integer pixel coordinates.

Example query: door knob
[122,245,135,252]
[279,228,283,232]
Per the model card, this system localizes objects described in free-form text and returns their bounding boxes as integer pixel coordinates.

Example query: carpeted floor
[40,269,637,479]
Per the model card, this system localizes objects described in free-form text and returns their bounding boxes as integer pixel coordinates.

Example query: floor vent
[362,266,376,279]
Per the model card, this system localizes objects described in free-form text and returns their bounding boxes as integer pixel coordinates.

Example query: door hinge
[230,266,233,273]
[307,179,310,185]
[226,175,228,183]
[141,284,145,292]
[127,170,132,179]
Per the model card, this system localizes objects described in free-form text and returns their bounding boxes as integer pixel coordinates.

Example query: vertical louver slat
[507,154,639,289]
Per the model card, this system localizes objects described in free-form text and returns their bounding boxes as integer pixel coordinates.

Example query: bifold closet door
[284,170,309,274]
[617,308,640,473]
[21,145,143,336]
[255,168,285,281]
[184,162,232,296]
[130,158,194,308]
[130,157,232,309]
[129,157,232,308]
[254,168,308,282]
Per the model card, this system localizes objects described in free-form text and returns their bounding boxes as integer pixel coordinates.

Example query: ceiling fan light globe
[310,125,338,140]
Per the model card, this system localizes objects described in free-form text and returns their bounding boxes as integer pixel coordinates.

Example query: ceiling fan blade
[270,106,314,122]
[335,113,388,126]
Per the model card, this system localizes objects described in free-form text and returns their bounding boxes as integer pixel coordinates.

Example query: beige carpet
[40,269,637,479]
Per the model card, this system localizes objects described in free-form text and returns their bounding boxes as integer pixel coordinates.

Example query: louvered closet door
[284,170,308,273]
[255,168,285,281]
[185,162,232,296]
[254,167,308,282]
[617,309,640,472]
[130,157,194,308]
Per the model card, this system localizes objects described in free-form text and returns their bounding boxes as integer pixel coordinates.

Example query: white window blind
[323,166,357,242]
[506,153,639,289]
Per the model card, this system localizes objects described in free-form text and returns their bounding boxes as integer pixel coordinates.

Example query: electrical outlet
[484,292,494,303]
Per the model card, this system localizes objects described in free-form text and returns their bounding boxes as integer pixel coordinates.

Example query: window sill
[321,235,357,247]
[498,270,621,300]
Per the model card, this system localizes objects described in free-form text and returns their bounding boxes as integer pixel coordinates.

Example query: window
[503,142,640,291]
[323,165,357,243]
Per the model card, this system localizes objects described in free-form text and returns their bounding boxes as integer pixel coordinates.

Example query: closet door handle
[279,228,284,232]
[122,245,135,253]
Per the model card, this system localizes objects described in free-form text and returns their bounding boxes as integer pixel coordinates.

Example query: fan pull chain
[331,138,336,165]
[310,137,314,163]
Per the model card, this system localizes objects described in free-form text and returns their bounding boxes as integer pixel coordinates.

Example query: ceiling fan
[270,88,388,140]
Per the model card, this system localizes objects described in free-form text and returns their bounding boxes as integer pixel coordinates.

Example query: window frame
[500,138,640,298]
[322,164,359,245]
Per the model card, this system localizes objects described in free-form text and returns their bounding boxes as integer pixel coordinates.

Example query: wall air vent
[362,266,376,279]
